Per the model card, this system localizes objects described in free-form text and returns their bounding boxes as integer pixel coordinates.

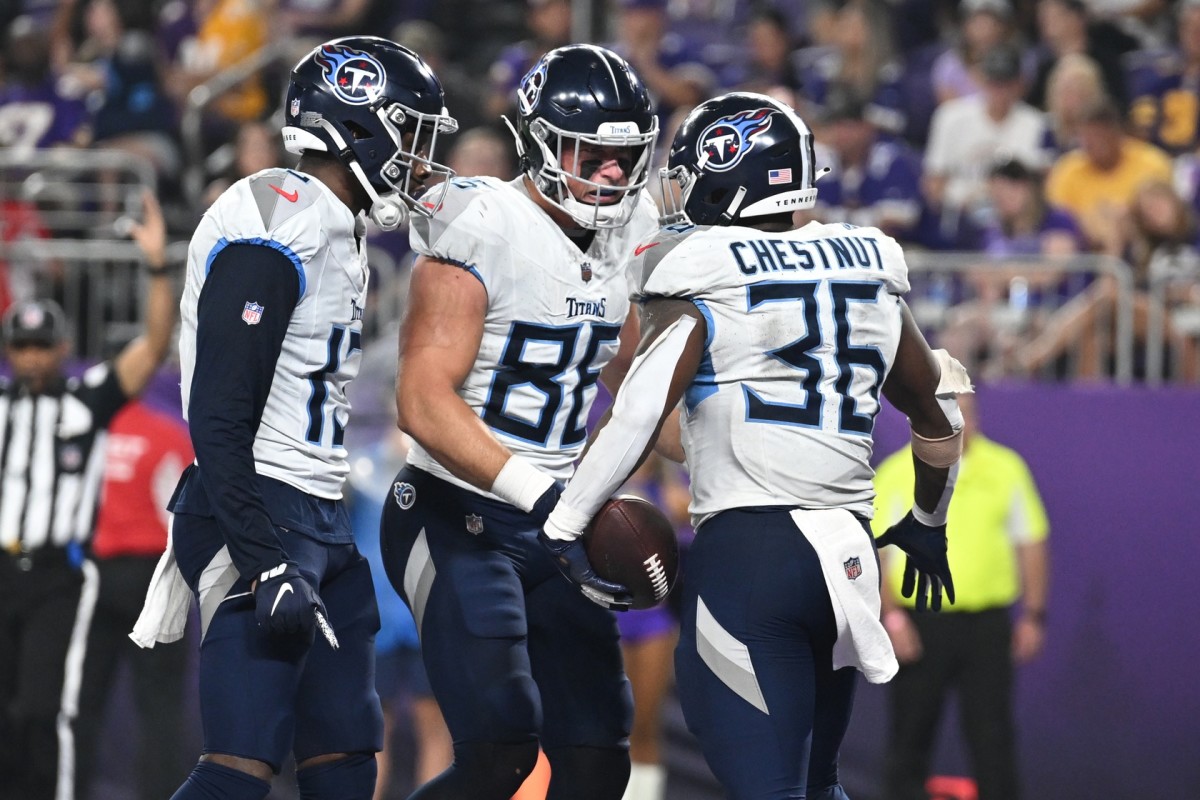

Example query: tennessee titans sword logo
[316,44,386,106]
[697,108,775,172]
[518,59,549,113]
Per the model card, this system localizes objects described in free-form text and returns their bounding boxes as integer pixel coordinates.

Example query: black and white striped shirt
[0,364,127,553]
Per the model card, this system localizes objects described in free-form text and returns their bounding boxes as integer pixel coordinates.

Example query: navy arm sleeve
[189,243,301,580]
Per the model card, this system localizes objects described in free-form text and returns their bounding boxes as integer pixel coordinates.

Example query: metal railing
[1145,248,1200,385]
[903,252,1136,384]
[0,148,157,236]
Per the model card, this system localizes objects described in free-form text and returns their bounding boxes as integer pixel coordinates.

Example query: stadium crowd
[2,0,1199,381]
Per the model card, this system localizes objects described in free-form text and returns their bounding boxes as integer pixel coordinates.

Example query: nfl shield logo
[242,301,264,325]
[580,262,593,282]
[290,98,300,118]
[465,514,484,535]
[844,556,862,580]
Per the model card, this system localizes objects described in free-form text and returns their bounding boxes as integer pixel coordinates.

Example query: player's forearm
[546,316,697,540]
[395,382,512,491]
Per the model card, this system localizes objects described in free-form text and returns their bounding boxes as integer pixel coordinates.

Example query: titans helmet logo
[697,108,775,172]
[518,59,549,114]
[316,45,387,106]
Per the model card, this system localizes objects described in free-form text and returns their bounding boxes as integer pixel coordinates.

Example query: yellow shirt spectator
[872,435,1049,611]
[1044,135,1172,248]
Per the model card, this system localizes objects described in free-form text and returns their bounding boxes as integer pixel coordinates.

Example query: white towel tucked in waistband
[790,508,898,684]
[129,522,192,649]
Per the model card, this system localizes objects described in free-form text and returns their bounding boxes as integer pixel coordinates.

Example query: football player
[154,36,457,800]
[540,92,972,799]
[379,44,660,800]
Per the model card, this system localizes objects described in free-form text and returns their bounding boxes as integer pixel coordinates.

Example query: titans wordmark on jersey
[179,167,368,499]
[636,220,910,524]
[407,176,659,490]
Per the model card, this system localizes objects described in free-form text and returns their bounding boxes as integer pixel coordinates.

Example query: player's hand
[527,481,565,527]
[875,512,955,612]
[537,531,634,612]
[253,563,326,641]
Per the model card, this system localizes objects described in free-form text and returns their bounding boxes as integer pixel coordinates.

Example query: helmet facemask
[508,113,658,229]
[283,96,458,230]
[369,100,458,223]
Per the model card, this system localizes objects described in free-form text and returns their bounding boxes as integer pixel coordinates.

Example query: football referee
[0,190,177,800]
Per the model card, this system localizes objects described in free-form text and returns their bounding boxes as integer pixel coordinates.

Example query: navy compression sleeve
[188,243,301,579]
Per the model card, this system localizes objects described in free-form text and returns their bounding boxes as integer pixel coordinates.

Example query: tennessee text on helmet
[660,91,826,227]
[503,44,658,230]
[281,36,459,230]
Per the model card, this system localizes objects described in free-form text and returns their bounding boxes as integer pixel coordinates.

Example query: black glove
[875,512,956,612]
[538,531,634,612]
[254,563,326,640]
[527,481,565,527]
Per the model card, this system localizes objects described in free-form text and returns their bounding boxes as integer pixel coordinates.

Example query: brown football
[583,495,680,610]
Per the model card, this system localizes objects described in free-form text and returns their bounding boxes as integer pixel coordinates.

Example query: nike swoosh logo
[270,184,299,203]
[270,583,294,616]
[634,242,660,256]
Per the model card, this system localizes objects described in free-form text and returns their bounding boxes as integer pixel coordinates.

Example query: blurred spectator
[201,118,287,207]
[0,198,55,315]
[609,0,716,131]
[923,43,1047,242]
[731,6,803,97]
[931,0,1024,104]
[164,0,270,148]
[0,16,91,154]
[1027,0,1137,110]
[1126,0,1200,156]
[810,88,926,243]
[938,157,1084,377]
[795,0,908,138]
[394,19,488,134]
[978,157,1084,258]
[74,400,193,800]
[1044,98,1172,253]
[874,392,1050,800]
[485,0,571,124]
[1020,178,1200,378]
[62,0,181,181]
[274,0,373,42]
[447,126,515,180]
[1041,51,1109,155]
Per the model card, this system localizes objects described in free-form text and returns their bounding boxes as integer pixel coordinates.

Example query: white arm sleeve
[542,316,697,541]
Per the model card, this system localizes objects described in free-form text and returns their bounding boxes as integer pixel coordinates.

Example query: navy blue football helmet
[660,92,821,227]
[282,36,458,230]
[505,44,657,229]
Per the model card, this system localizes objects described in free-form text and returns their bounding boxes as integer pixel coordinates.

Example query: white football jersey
[637,220,911,523]
[406,176,659,492]
[179,168,369,499]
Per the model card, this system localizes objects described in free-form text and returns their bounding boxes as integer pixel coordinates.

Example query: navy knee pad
[169,762,271,800]
[545,746,631,800]
[296,752,377,800]
[410,740,540,800]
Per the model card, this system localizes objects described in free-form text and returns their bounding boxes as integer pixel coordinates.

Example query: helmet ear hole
[704,187,729,205]
[344,120,373,141]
